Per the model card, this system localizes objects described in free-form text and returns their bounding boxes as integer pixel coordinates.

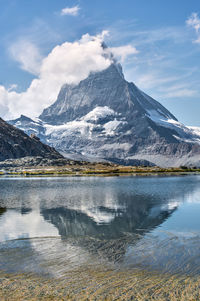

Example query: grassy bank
[0,267,199,300]
[0,163,200,177]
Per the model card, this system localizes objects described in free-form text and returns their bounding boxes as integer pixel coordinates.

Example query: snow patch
[146,109,177,126]
[44,106,125,139]
[100,143,131,151]
[188,126,200,137]
[173,135,200,144]
[146,109,200,145]
[103,119,126,136]
[83,106,117,122]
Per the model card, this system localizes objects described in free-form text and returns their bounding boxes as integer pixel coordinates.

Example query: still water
[0,175,200,277]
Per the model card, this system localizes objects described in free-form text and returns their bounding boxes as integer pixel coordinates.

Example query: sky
[0,0,200,126]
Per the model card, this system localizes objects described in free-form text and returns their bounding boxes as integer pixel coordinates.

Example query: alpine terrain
[9,62,200,167]
[0,117,64,164]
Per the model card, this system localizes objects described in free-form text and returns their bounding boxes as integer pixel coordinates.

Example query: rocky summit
[0,118,63,163]
[9,62,200,167]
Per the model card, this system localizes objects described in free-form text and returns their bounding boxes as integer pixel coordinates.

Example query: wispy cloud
[61,6,80,16]
[159,84,198,98]
[135,73,178,90]
[131,27,187,46]
[164,89,197,98]
[186,12,200,44]
[9,40,43,75]
[107,19,188,47]
[129,69,199,100]
[110,45,139,62]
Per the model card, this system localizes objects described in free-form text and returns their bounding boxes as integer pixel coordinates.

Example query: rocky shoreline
[0,158,199,176]
[0,267,200,300]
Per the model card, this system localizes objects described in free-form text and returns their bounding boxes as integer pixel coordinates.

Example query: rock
[0,118,63,162]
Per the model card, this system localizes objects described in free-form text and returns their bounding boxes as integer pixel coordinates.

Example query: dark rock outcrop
[0,118,63,162]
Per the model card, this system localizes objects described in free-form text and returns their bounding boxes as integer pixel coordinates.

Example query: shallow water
[0,175,200,277]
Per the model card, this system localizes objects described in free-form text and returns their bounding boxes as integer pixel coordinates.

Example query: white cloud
[61,6,80,16]
[187,13,200,33]
[110,45,139,62]
[9,40,43,75]
[0,32,138,120]
[186,12,200,44]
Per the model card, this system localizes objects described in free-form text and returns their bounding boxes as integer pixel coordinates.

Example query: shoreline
[0,165,200,177]
[0,267,200,300]
[0,172,199,178]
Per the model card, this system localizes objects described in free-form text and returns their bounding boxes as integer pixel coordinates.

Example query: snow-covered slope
[188,126,200,138]
[146,110,200,144]
[9,63,200,167]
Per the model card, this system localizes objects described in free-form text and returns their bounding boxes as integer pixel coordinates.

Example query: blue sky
[0,0,200,125]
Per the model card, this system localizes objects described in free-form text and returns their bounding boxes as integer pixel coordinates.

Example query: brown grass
[1,163,200,177]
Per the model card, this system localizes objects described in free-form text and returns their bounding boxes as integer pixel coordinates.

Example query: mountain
[0,117,63,162]
[9,63,200,167]
[41,203,175,263]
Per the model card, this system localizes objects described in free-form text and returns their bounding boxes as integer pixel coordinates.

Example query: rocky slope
[0,118,63,162]
[9,63,200,167]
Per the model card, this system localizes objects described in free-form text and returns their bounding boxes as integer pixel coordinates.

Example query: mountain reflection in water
[0,176,200,277]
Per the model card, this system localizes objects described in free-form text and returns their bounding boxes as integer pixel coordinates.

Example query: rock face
[0,118,63,162]
[9,63,200,167]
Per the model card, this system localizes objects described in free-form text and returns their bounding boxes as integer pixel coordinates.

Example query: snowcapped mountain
[9,62,200,167]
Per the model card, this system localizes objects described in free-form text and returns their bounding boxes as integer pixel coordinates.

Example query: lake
[0,175,200,278]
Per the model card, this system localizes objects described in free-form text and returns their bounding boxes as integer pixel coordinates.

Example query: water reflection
[0,176,200,276]
[0,210,58,242]
[0,176,184,241]
[41,202,176,239]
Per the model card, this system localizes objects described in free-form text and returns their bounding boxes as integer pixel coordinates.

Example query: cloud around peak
[0,32,138,120]
[110,45,139,62]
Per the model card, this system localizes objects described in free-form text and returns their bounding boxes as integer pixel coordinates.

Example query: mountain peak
[39,62,174,126]
[9,63,200,167]
[39,62,127,124]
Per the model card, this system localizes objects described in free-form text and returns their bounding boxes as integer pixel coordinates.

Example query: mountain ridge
[0,117,64,162]
[9,62,200,167]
